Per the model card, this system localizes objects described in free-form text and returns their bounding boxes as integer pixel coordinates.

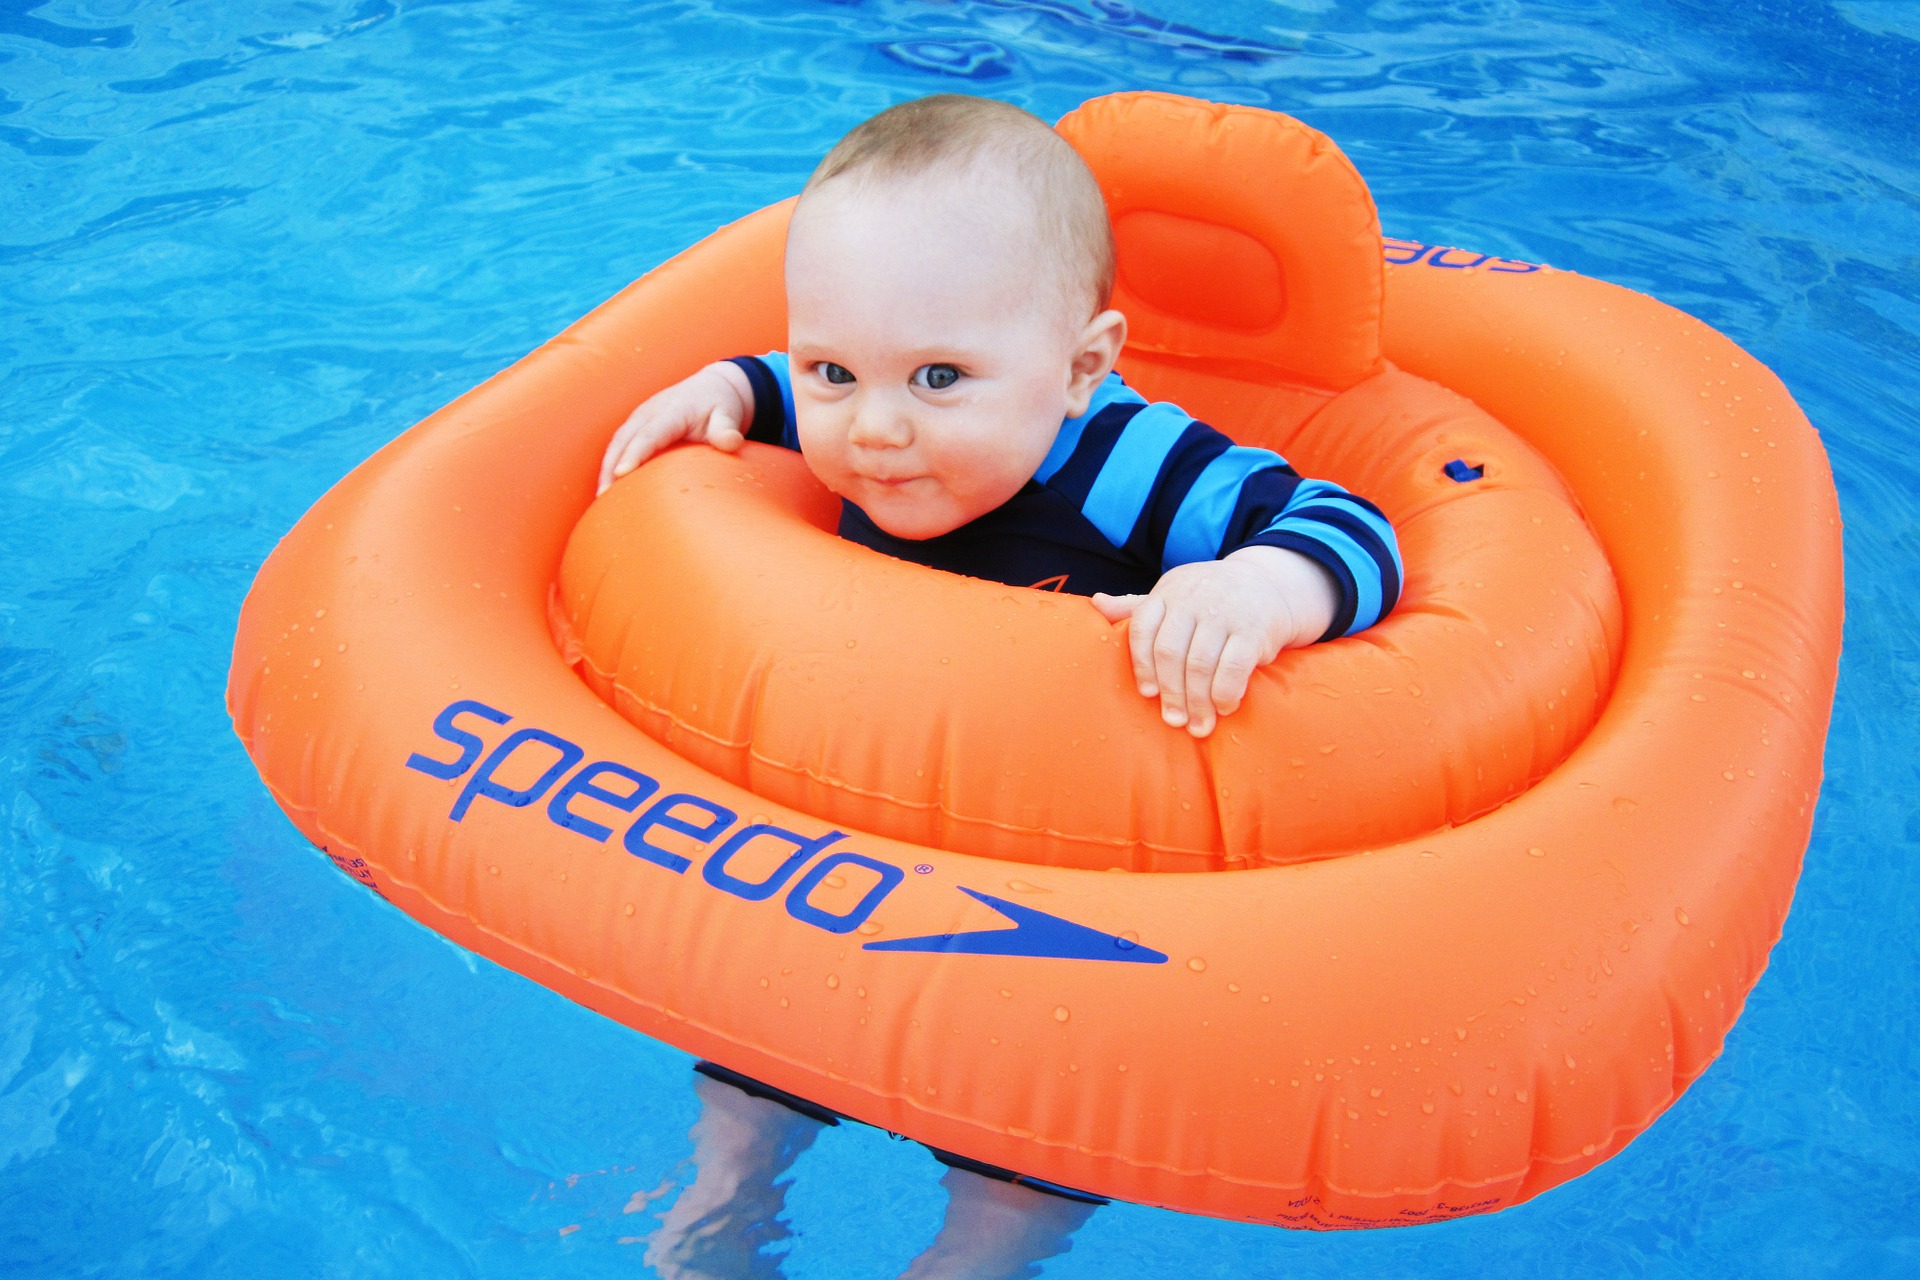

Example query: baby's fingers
[703,403,744,452]
[1124,594,1168,697]
[1150,608,1202,729]
[1208,632,1263,721]
[600,409,662,493]
[600,403,698,493]
[597,419,637,494]
[1179,619,1231,737]
[601,425,659,493]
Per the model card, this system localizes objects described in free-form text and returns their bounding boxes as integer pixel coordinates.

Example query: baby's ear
[1066,308,1128,415]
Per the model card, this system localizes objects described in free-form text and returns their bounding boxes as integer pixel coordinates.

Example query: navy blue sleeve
[725,353,798,451]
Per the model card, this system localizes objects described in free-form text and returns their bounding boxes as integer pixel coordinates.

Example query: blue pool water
[3,1,1916,1275]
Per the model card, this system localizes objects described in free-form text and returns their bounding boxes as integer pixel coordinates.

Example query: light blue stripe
[1080,401,1194,546]
[1283,481,1404,580]
[1162,447,1288,571]
[759,351,796,444]
[1285,479,1344,507]
[1034,372,1144,483]
[1265,518,1383,634]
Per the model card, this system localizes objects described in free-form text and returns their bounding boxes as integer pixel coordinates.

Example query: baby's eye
[914,363,961,391]
[820,362,855,385]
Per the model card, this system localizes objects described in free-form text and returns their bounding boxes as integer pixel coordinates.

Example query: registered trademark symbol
[914,863,934,875]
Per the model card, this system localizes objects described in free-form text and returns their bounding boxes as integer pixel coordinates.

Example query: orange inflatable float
[228,93,1842,1227]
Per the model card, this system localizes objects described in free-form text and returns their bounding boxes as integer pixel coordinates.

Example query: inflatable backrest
[1056,92,1385,394]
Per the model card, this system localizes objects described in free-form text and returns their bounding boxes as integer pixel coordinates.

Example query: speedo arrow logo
[862,888,1168,964]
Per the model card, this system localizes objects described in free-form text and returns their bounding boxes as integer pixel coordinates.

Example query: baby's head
[784,95,1128,540]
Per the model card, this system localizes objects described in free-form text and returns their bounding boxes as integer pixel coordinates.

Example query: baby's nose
[847,396,913,448]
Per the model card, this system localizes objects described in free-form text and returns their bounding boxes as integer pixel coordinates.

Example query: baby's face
[785,169,1092,540]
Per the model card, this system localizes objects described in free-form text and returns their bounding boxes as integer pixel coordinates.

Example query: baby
[609,94,1402,1278]
[600,94,1402,741]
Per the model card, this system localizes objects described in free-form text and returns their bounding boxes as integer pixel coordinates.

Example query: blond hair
[802,95,1115,318]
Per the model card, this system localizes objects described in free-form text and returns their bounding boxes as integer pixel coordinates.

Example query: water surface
[2,1,1916,1275]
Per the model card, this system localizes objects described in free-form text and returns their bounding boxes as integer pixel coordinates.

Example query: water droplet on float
[623,903,635,917]
[855,921,882,936]
[1528,847,1546,858]
[1054,1006,1071,1022]
[1675,908,1691,926]
[1613,796,1638,813]
[1187,957,1207,973]
[825,974,840,990]
[1422,1100,1435,1114]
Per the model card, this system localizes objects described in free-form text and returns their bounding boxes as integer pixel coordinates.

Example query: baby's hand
[597,360,756,495]
[1091,546,1337,738]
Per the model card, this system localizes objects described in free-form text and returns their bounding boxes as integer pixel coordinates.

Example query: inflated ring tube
[229,93,1842,1227]
[557,365,1622,870]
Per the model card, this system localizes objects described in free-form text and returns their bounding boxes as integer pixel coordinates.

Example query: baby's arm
[597,360,757,495]
[1084,413,1402,737]
[1092,548,1335,738]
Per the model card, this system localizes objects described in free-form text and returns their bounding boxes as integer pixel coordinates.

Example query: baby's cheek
[794,415,850,482]
[973,414,1059,495]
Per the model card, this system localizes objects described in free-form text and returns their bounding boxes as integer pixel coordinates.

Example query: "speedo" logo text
[403,699,1167,965]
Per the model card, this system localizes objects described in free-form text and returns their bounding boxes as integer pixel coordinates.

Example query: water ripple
[108,56,247,96]
[877,38,1016,79]
[0,0,131,50]
[0,187,256,263]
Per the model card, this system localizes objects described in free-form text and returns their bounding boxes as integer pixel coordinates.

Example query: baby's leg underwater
[645,1069,829,1280]
[897,1165,1098,1280]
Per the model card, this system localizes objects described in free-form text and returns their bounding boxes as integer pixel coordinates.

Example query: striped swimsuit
[729,355,1402,640]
